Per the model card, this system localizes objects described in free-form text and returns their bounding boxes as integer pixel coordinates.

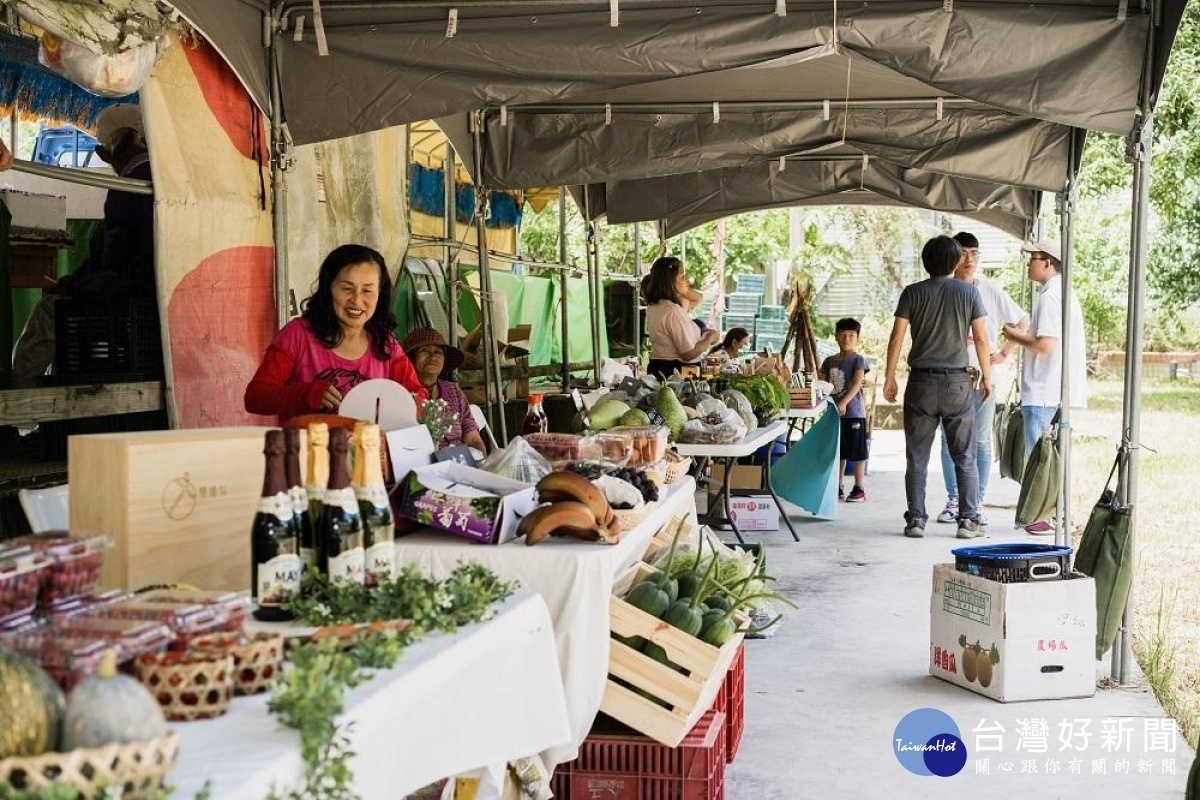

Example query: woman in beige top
[644,257,719,378]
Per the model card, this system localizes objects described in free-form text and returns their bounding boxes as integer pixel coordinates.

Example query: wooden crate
[69,427,270,592]
[601,562,746,747]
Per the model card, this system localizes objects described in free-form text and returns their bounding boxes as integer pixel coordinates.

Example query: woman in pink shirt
[245,244,426,422]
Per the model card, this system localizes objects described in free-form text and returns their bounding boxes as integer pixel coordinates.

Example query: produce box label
[398,470,503,544]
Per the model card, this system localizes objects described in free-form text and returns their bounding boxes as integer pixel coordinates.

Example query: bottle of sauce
[522,393,548,436]
[283,428,312,577]
[303,422,329,569]
[251,430,301,622]
[318,427,364,585]
[353,423,395,588]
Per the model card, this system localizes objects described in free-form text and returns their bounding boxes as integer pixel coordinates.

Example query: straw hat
[402,327,465,372]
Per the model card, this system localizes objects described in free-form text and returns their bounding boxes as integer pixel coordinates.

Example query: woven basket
[663,454,693,484]
[192,631,285,696]
[135,651,234,721]
[0,732,179,798]
[612,501,657,532]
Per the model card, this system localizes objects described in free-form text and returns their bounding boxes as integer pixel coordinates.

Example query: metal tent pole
[268,12,291,329]
[445,140,458,346]
[593,221,605,381]
[633,222,643,370]
[560,187,570,392]
[470,112,508,444]
[582,193,602,385]
[1056,138,1079,549]
[1113,113,1152,684]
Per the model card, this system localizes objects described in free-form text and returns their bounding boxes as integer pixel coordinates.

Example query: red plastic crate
[558,710,726,800]
[723,642,745,764]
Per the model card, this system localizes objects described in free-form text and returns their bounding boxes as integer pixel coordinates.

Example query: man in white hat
[12,103,155,387]
[1001,240,1088,535]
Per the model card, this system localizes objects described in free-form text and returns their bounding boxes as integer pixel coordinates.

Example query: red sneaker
[846,485,866,502]
[1024,520,1056,535]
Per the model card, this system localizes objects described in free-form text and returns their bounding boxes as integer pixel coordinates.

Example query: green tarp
[395,267,608,368]
[9,219,102,342]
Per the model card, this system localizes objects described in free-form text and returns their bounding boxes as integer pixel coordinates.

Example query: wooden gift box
[69,427,270,592]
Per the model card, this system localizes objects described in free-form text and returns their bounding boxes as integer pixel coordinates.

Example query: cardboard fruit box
[601,561,746,747]
[929,563,1096,703]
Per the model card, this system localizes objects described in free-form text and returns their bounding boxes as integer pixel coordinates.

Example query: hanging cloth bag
[1073,449,1134,660]
[1014,409,1060,526]
[998,386,1026,482]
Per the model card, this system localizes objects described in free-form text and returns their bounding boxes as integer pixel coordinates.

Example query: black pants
[903,370,978,525]
[648,358,688,380]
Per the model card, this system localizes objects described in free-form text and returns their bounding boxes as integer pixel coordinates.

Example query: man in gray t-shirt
[884,236,993,539]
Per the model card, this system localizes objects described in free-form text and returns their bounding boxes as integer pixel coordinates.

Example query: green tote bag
[1014,411,1059,526]
[1074,450,1135,660]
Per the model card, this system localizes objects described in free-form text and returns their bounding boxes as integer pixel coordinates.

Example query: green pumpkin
[61,650,167,750]
[0,647,66,757]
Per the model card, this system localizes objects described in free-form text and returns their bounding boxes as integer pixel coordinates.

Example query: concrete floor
[721,429,1194,800]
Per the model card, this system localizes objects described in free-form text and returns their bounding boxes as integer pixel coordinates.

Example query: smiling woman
[244,244,427,423]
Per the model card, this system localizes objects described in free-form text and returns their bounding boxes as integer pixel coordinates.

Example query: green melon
[0,647,66,758]
[618,409,651,427]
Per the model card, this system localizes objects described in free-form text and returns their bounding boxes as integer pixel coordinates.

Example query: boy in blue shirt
[820,318,870,501]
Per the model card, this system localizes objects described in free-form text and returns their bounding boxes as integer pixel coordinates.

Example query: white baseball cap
[93,103,144,146]
[1021,239,1062,263]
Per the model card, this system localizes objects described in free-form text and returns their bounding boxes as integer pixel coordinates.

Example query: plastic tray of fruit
[524,433,585,462]
[134,589,250,633]
[50,615,174,661]
[0,545,50,629]
[0,625,111,690]
[606,425,669,466]
[9,532,112,608]
[87,599,227,649]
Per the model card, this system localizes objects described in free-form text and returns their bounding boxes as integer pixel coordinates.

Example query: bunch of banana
[519,471,623,546]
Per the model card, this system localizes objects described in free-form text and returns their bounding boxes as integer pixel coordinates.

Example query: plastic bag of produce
[478,436,552,484]
[678,408,747,444]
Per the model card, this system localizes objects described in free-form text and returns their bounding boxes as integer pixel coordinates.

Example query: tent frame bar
[7,159,154,195]
[500,98,982,114]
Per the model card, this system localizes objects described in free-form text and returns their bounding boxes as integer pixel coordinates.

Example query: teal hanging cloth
[769,400,841,519]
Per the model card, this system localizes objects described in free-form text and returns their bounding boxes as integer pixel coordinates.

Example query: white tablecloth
[395,476,699,767]
[171,591,571,800]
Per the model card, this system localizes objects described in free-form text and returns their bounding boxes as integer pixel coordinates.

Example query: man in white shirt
[934,232,1030,526]
[1002,240,1088,534]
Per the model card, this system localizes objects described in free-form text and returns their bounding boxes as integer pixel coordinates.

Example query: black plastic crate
[54,297,163,381]
[952,543,1073,583]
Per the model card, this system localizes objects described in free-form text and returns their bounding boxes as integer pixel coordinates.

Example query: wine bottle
[252,430,301,621]
[284,428,313,576]
[353,423,395,588]
[303,422,329,569]
[319,427,364,585]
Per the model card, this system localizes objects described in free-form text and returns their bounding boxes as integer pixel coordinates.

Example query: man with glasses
[934,232,1030,525]
[1001,240,1088,535]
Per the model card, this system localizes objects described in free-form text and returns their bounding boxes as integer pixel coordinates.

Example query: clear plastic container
[0,545,50,629]
[0,625,110,691]
[11,532,111,608]
[585,431,635,466]
[88,598,226,650]
[51,615,174,660]
[524,432,584,463]
[608,426,670,466]
[135,589,250,634]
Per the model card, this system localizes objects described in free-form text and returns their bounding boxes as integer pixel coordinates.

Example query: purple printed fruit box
[395,462,537,544]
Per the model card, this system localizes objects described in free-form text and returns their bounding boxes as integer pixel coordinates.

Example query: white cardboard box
[929,563,1096,702]
[726,494,779,532]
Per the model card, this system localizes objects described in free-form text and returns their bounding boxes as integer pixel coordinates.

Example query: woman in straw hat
[402,326,488,455]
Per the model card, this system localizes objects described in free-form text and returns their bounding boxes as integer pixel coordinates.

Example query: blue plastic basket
[952,543,1073,583]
